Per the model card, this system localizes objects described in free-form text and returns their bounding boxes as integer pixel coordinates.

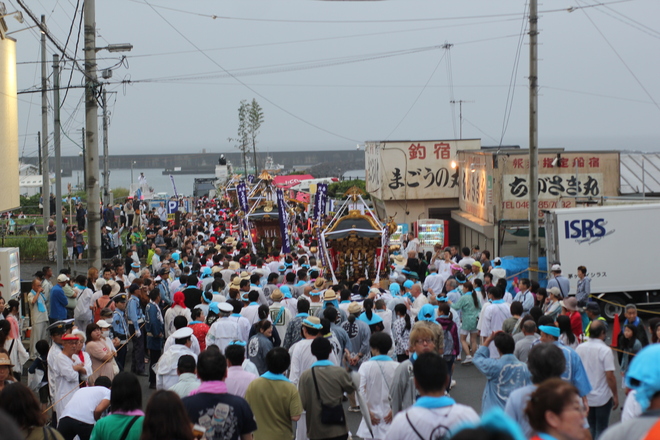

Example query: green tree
[112,187,129,199]
[247,99,264,178]
[327,179,368,199]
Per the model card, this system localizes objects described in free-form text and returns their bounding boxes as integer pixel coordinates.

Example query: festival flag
[276,188,291,254]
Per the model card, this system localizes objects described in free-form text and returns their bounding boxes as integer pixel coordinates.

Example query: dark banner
[276,189,291,254]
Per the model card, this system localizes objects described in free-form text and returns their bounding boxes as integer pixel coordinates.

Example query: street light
[0,9,24,39]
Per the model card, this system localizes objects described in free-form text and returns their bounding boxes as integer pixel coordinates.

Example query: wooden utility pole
[528,0,539,281]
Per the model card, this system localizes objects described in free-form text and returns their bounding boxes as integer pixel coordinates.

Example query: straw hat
[228,261,241,271]
[271,290,284,301]
[323,289,337,302]
[348,302,362,314]
[314,278,326,289]
[0,352,14,368]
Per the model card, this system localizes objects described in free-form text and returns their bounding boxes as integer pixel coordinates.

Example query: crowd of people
[1,198,660,440]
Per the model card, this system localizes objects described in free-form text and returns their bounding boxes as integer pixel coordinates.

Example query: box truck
[544,203,660,320]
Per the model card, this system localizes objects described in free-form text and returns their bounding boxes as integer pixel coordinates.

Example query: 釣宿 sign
[365,139,481,201]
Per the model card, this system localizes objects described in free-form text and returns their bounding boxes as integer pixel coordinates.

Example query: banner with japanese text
[364,139,481,200]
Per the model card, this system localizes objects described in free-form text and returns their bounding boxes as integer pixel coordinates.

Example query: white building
[19,163,44,197]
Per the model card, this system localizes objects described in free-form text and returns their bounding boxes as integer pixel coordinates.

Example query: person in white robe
[206,303,242,352]
[52,334,88,419]
[155,327,197,390]
[357,333,398,439]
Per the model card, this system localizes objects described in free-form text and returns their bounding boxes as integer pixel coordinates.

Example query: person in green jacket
[449,281,481,365]
[90,372,144,440]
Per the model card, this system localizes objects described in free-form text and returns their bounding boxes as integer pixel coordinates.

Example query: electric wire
[579,0,660,39]
[462,117,499,143]
[576,0,660,113]
[127,0,634,24]
[498,0,528,147]
[384,50,447,140]
[141,0,361,143]
[127,44,446,84]
[445,45,457,138]
[60,0,84,108]
[21,44,41,159]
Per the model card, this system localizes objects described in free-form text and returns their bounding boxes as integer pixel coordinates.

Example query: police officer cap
[218,303,234,313]
[47,321,67,335]
[171,327,194,339]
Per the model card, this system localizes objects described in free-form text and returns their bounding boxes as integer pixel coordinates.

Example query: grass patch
[2,236,48,260]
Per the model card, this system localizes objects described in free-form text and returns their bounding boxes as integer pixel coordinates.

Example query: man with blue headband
[600,344,660,440]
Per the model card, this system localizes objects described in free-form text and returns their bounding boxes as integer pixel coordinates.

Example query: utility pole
[84,0,102,268]
[40,15,50,232]
[37,132,41,174]
[102,87,109,204]
[81,128,86,191]
[528,0,540,282]
[449,100,474,139]
[53,54,63,271]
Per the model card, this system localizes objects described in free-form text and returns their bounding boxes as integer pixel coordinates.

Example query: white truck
[544,203,660,320]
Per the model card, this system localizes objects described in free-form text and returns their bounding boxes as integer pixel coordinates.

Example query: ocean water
[62,168,216,197]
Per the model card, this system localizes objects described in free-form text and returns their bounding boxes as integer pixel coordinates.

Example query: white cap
[96,320,111,329]
[218,303,234,313]
[551,264,562,272]
[154,276,162,282]
[171,327,194,339]
[57,274,69,283]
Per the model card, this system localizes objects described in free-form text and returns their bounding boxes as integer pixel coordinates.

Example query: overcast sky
[11,0,660,160]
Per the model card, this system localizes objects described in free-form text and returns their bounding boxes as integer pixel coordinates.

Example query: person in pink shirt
[225,343,257,398]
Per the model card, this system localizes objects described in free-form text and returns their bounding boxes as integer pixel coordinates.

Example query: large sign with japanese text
[364,139,481,201]
[458,151,620,222]
[499,152,619,220]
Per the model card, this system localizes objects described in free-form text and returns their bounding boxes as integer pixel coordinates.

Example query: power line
[15,0,91,82]
[141,0,361,143]
[498,0,528,147]
[127,0,633,24]
[122,19,521,60]
[445,44,457,138]
[120,34,518,86]
[60,0,84,108]
[384,50,447,140]
[576,0,660,113]
[580,0,660,40]
[127,44,447,84]
[463,117,499,143]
